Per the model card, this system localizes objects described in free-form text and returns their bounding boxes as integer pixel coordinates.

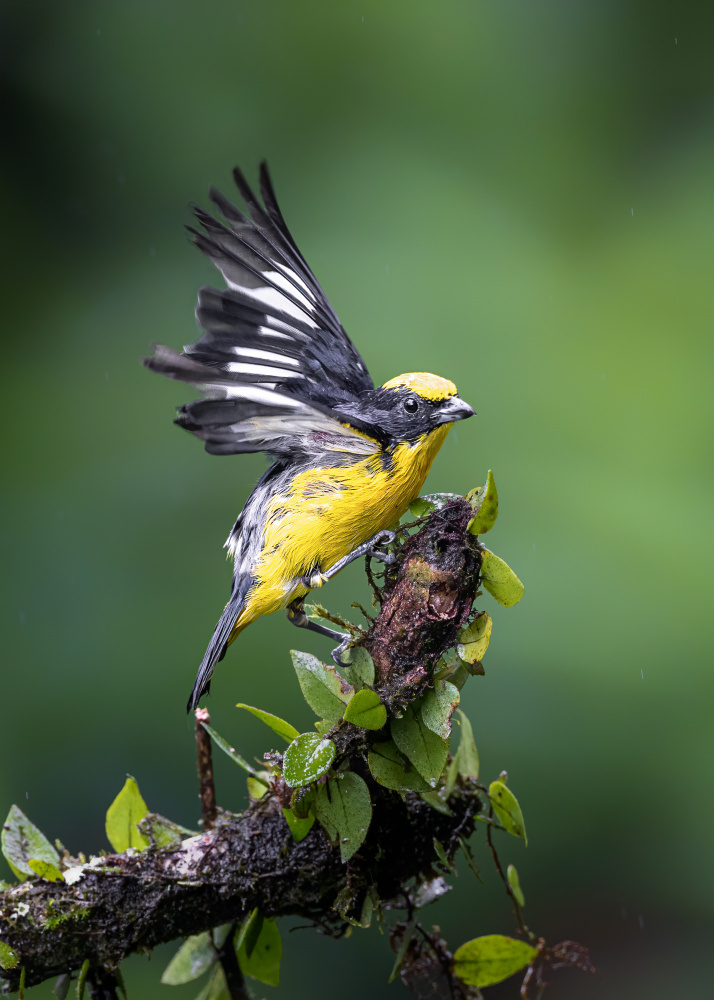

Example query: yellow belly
[231,424,451,635]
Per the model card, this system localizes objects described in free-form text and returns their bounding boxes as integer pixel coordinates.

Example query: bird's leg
[286,598,354,667]
[317,528,397,583]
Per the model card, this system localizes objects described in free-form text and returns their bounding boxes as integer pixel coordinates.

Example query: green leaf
[455,709,479,781]
[388,919,417,983]
[420,789,453,816]
[453,934,538,988]
[28,859,63,882]
[457,612,492,664]
[2,804,60,881]
[0,940,18,970]
[161,932,215,985]
[420,680,460,739]
[246,773,271,801]
[201,721,265,775]
[343,689,387,730]
[314,772,372,861]
[53,973,71,999]
[367,740,431,792]
[283,733,335,788]
[409,492,462,516]
[105,777,150,853]
[507,864,525,907]
[138,813,197,849]
[340,646,375,688]
[391,707,449,787]
[489,781,527,844]
[192,965,230,1000]
[281,807,315,842]
[290,650,353,721]
[234,705,299,743]
[237,910,282,986]
[433,837,453,873]
[480,550,525,607]
[468,469,499,534]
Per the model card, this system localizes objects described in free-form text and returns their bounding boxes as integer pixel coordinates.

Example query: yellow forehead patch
[381,372,458,402]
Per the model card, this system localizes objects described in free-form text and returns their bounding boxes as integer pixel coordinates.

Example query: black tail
[186,577,252,712]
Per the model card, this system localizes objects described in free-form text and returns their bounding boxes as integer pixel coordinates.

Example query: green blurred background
[2,1,712,996]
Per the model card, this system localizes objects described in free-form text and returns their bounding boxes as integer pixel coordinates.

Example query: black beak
[439,396,476,424]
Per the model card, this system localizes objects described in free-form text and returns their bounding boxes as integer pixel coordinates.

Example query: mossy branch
[0,501,483,994]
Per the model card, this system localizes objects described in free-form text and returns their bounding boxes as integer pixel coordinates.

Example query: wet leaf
[2,805,61,881]
[290,650,353,721]
[283,733,335,788]
[507,864,525,907]
[52,973,70,999]
[468,470,499,534]
[457,612,492,664]
[453,934,538,987]
[161,932,214,985]
[433,838,453,873]
[138,813,197,848]
[340,646,375,688]
[480,550,525,607]
[28,859,63,882]
[343,689,387,730]
[237,910,282,986]
[420,680,460,739]
[105,777,150,853]
[234,705,299,743]
[281,807,315,843]
[200,722,263,775]
[489,781,527,844]
[409,492,462,516]
[0,940,18,970]
[455,709,479,781]
[391,707,449,787]
[389,920,417,983]
[420,788,453,816]
[367,740,431,793]
[314,772,372,861]
[193,965,230,1000]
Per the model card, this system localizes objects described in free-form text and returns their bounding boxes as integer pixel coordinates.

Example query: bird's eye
[403,398,419,414]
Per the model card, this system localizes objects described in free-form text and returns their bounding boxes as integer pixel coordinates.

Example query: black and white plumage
[145,165,475,710]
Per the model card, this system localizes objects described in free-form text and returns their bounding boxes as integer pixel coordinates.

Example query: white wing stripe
[229,346,300,366]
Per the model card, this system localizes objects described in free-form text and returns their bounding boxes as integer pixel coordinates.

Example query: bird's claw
[331,633,354,667]
[367,529,397,564]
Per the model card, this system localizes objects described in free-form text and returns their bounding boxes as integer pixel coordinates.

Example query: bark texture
[0,500,482,994]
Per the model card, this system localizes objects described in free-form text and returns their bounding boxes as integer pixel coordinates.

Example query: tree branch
[0,500,481,993]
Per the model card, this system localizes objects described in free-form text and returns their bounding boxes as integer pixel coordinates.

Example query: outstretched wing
[145,163,376,457]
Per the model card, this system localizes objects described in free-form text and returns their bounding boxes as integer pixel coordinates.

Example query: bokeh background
[2,1,713,997]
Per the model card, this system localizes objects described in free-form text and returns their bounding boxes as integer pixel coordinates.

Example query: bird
[144,164,475,710]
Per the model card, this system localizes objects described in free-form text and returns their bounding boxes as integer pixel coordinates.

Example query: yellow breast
[239,423,452,625]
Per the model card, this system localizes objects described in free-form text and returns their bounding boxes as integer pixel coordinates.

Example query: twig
[195,708,218,831]
[217,925,251,1000]
[485,810,526,934]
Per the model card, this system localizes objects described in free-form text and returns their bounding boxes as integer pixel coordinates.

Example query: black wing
[145,164,377,457]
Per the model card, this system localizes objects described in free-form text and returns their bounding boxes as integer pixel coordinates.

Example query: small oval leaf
[340,646,375,688]
[420,680,460,739]
[343,689,387,730]
[161,932,215,985]
[467,470,499,534]
[454,710,479,782]
[480,550,525,607]
[457,612,493,664]
[0,941,19,971]
[283,734,335,788]
[237,911,282,986]
[290,650,354,721]
[391,707,449,787]
[281,807,315,843]
[314,772,372,861]
[2,805,60,881]
[234,705,299,743]
[507,863,526,907]
[105,777,150,853]
[453,934,538,988]
[28,859,64,882]
[367,741,431,793]
[489,780,527,844]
